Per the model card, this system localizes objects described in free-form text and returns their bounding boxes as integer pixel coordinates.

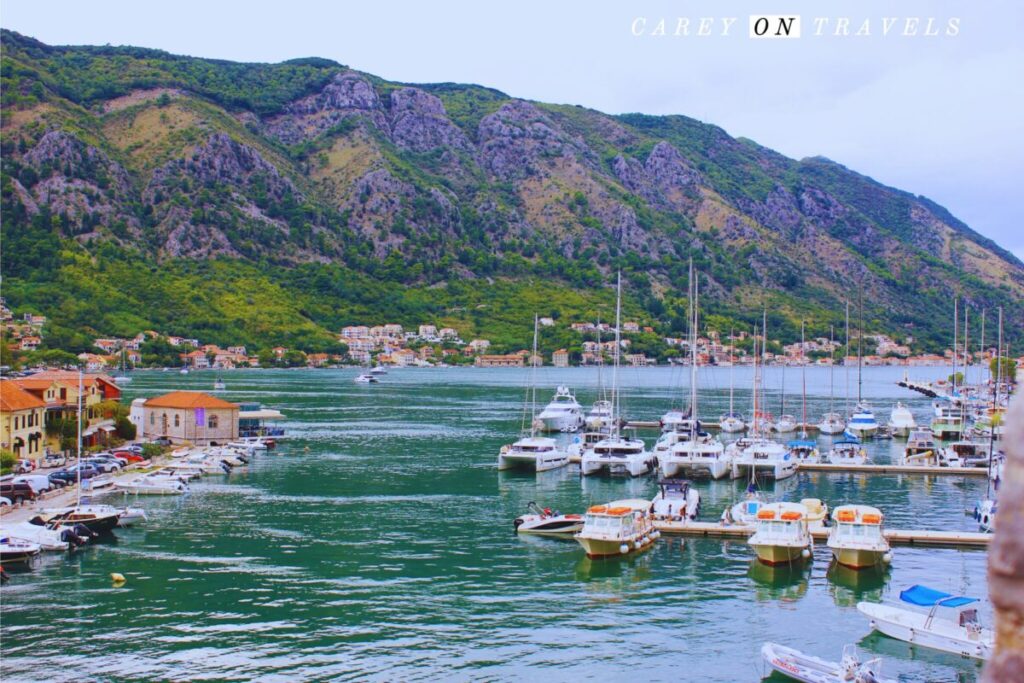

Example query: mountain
[1,30,1020,354]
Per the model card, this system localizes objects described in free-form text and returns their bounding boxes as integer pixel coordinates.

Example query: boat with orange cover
[827,504,892,569]
[574,499,658,559]
[747,502,813,565]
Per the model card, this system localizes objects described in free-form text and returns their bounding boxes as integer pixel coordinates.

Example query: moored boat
[827,505,891,569]
[498,436,569,473]
[845,403,879,439]
[650,479,700,521]
[930,401,965,440]
[574,499,658,559]
[0,537,42,563]
[826,437,868,466]
[514,502,583,537]
[536,386,584,433]
[760,642,895,683]
[888,402,916,437]
[747,502,813,565]
[816,412,846,435]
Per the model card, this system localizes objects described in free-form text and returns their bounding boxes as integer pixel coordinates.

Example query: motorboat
[973,498,996,532]
[650,479,700,521]
[0,522,72,551]
[730,438,796,481]
[537,386,584,433]
[35,505,122,534]
[113,374,132,385]
[581,434,653,477]
[574,499,658,559]
[353,373,378,384]
[584,400,614,431]
[115,476,189,495]
[213,378,226,391]
[971,407,1005,440]
[930,401,965,440]
[652,417,698,460]
[747,502,813,565]
[659,409,688,433]
[772,414,798,434]
[761,643,895,683]
[370,365,388,375]
[845,403,879,439]
[498,436,569,473]
[514,502,583,537]
[567,431,608,460]
[903,430,937,465]
[857,585,993,660]
[888,402,916,437]
[0,537,42,563]
[817,412,846,435]
[801,498,830,528]
[117,507,148,527]
[179,367,189,375]
[939,441,990,468]
[827,505,892,569]
[786,439,820,465]
[719,412,746,433]
[826,438,868,466]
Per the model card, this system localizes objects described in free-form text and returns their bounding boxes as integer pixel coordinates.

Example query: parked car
[44,452,67,468]
[12,475,52,495]
[14,459,36,474]
[0,481,37,504]
[120,445,145,455]
[47,472,71,488]
[83,457,122,473]
[51,465,102,484]
[151,437,173,447]
[112,451,145,463]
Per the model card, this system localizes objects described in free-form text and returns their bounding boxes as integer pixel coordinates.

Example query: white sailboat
[719,329,746,433]
[585,322,614,431]
[818,325,846,435]
[582,272,653,477]
[661,263,728,479]
[113,346,132,384]
[498,316,569,473]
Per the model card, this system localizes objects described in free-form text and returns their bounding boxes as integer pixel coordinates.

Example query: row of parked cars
[1,445,149,506]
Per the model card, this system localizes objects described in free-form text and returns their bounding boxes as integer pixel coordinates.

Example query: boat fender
[110,572,126,585]
[882,552,892,564]
[634,540,643,550]
[801,548,810,559]
[619,544,629,555]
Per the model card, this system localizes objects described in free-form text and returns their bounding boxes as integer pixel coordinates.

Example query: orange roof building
[1,381,47,460]
[144,391,239,410]
[141,391,239,445]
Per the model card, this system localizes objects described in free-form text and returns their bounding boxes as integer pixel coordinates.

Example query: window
[208,415,219,429]
[174,414,180,428]
[150,413,155,425]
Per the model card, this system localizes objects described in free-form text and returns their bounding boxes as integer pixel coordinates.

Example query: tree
[115,416,136,440]
[0,449,16,474]
[990,357,1018,383]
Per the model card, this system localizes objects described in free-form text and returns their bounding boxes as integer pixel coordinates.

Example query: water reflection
[827,563,888,605]
[748,560,810,602]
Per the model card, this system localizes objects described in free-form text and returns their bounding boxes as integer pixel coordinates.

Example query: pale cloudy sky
[4,0,1021,261]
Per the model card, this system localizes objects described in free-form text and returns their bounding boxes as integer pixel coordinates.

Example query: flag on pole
[195,407,206,426]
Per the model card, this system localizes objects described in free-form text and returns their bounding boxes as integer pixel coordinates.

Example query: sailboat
[113,346,132,385]
[719,328,746,433]
[975,307,1003,532]
[772,363,797,433]
[582,273,653,477]
[844,291,878,439]
[787,322,819,464]
[817,325,845,434]
[661,263,728,479]
[498,316,570,473]
[584,321,614,431]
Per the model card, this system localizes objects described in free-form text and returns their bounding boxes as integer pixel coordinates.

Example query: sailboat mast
[828,325,835,414]
[76,367,83,507]
[728,328,735,415]
[857,288,864,404]
[980,309,986,387]
[612,271,622,438]
[529,314,539,437]
[800,321,807,438]
[844,302,850,417]
[952,298,959,394]
[751,324,759,434]
[689,260,698,435]
[987,307,1003,497]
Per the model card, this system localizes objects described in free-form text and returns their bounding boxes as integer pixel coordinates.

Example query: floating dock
[653,520,991,548]
[625,420,822,433]
[796,463,988,477]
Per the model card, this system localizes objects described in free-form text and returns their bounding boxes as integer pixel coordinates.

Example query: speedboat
[354,373,378,384]
[729,438,796,481]
[973,499,996,532]
[826,438,868,466]
[115,476,189,495]
[888,402,916,437]
[828,505,892,569]
[845,403,879,439]
[35,505,123,534]
[930,401,965,440]
[857,585,993,660]
[747,502,813,565]
[179,367,189,375]
[574,499,658,559]
[514,502,583,537]
[787,439,820,464]
[537,386,584,432]
[661,431,729,480]
[903,430,937,465]
[772,414,798,434]
[761,643,895,683]
[719,412,746,433]
[498,436,569,473]
[971,406,1005,440]
[650,479,700,521]
[0,537,42,563]
[113,374,132,385]
[816,412,846,435]
[584,400,614,431]
[370,365,387,375]
[213,378,226,391]
[581,434,652,477]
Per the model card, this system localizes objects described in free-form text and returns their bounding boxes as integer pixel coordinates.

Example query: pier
[796,462,988,477]
[653,520,991,548]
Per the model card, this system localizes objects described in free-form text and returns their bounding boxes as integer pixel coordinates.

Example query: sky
[3,0,1022,261]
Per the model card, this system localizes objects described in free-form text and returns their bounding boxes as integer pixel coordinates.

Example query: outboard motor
[513,517,524,532]
[28,515,46,527]
[219,461,232,473]
[60,528,88,547]
[72,523,98,539]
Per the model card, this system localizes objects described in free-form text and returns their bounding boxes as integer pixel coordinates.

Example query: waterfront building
[142,391,240,446]
[0,381,47,462]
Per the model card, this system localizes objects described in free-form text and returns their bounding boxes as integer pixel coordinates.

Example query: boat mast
[728,327,735,416]
[689,259,698,437]
[857,288,864,404]
[987,307,1002,498]
[751,324,759,435]
[828,325,835,415]
[800,320,807,439]
[529,314,539,437]
[611,271,622,439]
[76,367,83,508]
[980,309,986,388]
[962,304,970,424]
[595,317,604,403]
[952,297,959,395]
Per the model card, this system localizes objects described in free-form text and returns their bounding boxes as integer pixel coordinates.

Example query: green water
[1,367,992,681]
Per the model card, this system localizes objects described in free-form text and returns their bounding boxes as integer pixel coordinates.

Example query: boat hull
[831,547,887,569]
[661,457,730,480]
[751,542,808,566]
[575,534,654,559]
[538,415,582,433]
[857,602,992,660]
[498,452,568,473]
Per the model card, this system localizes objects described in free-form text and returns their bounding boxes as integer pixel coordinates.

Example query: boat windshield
[837,523,882,540]
[758,520,798,535]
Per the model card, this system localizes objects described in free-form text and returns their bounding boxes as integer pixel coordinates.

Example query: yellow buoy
[110,572,126,584]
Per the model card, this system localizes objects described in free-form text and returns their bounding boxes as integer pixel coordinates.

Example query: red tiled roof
[0,382,47,411]
[144,391,239,410]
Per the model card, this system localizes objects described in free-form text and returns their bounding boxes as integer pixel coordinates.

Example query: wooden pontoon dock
[653,520,991,548]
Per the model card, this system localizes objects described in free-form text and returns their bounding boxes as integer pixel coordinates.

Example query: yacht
[370,365,388,375]
[0,538,42,563]
[114,476,189,495]
[498,316,569,473]
[903,430,937,464]
[536,386,584,433]
[827,505,892,569]
[659,409,688,433]
[34,505,122,534]
[213,378,226,391]
[827,437,868,466]
[888,402,916,437]
[574,499,658,559]
[772,414,798,434]
[581,435,653,477]
[514,502,583,537]
[652,418,696,461]
[747,502,813,565]
[584,400,614,431]
[845,402,879,438]
[567,431,607,461]
[930,401,965,440]
[786,439,820,465]
[353,373,378,384]
[858,585,993,660]
[650,479,700,521]
[939,441,989,468]
[817,412,846,435]
[719,412,746,433]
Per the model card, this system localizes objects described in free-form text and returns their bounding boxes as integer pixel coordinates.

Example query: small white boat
[816,412,846,435]
[514,502,583,537]
[827,438,868,466]
[213,378,226,391]
[772,414,798,433]
[725,488,766,526]
[537,386,584,433]
[845,403,879,438]
[730,438,796,480]
[113,374,132,385]
[117,507,148,527]
[747,502,813,565]
[574,499,658,559]
[115,477,189,495]
[761,642,895,683]
[888,402,916,437]
[827,505,892,569]
[858,585,993,660]
[353,373,378,384]
[369,365,388,375]
[973,499,996,532]
[584,400,614,430]
[0,522,70,551]
[719,412,746,433]
[903,430,937,465]
[498,436,569,473]
[0,537,42,563]
[650,479,700,521]
[179,367,189,375]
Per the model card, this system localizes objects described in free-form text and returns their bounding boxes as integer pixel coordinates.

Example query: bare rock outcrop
[389,88,470,153]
